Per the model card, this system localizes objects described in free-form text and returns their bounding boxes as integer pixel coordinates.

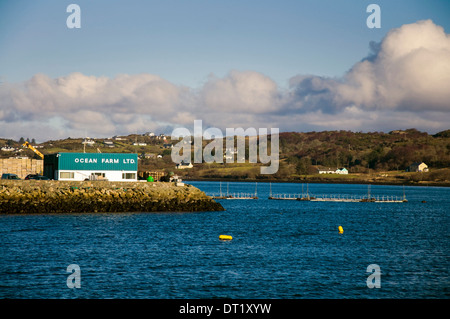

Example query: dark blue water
[0,182,448,299]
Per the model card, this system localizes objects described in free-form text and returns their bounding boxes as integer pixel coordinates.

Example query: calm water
[0,182,448,299]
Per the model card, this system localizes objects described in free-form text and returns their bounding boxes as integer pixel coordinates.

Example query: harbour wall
[0,180,224,214]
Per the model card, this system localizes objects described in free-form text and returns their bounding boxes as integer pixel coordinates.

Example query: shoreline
[0,180,224,214]
[183,177,450,187]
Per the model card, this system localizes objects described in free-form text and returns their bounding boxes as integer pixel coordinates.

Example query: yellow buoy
[338,226,344,234]
[219,235,233,241]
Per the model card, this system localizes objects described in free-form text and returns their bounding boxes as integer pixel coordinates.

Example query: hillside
[279,129,450,173]
[1,128,449,185]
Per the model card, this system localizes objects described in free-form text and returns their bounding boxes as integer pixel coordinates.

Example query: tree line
[279,129,450,175]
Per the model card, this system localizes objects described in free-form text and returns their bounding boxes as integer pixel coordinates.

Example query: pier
[216,193,259,200]
[268,193,407,202]
[209,182,259,199]
[268,184,408,203]
[208,182,407,203]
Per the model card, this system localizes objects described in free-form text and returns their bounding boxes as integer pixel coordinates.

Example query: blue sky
[2,0,449,87]
[1,0,450,141]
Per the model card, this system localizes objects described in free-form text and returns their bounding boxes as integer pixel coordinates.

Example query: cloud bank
[1,20,449,141]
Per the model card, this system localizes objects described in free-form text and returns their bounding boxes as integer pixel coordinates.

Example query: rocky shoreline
[0,180,224,214]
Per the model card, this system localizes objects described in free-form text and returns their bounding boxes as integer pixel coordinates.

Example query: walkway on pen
[208,182,408,203]
[268,184,408,203]
[209,182,259,200]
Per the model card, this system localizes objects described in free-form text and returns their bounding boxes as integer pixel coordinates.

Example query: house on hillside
[176,161,193,169]
[335,168,348,174]
[406,162,429,172]
[112,136,127,141]
[103,140,114,148]
[82,138,95,146]
[317,167,335,174]
[141,153,156,159]
[317,166,348,174]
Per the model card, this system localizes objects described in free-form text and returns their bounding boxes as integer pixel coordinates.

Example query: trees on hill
[280,129,450,173]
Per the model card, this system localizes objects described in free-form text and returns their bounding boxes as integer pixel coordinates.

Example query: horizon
[1,127,447,144]
[1,1,450,142]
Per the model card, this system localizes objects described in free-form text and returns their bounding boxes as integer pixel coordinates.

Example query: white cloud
[337,19,450,112]
[0,20,449,142]
[200,70,280,114]
[282,19,450,131]
[0,72,186,140]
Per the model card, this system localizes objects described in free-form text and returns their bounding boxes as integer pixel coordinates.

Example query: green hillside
[1,128,449,185]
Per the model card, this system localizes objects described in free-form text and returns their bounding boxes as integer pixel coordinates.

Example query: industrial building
[43,152,138,182]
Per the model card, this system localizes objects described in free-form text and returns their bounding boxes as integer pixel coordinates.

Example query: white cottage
[407,162,429,172]
[335,168,348,174]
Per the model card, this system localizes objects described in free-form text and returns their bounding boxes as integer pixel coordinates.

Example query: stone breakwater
[0,180,224,214]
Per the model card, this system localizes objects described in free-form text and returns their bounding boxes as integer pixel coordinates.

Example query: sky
[0,0,450,142]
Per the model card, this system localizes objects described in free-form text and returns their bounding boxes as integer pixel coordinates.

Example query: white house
[318,167,348,174]
[112,136,127,141]
[103,140,114,148]
[176,162,193,169]
[407,162,429,172]
[335,168,348,174]
[82,138,95,146]
[318,167,335,174]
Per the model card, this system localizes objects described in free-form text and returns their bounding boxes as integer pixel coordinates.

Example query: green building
[43,152,138,181]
